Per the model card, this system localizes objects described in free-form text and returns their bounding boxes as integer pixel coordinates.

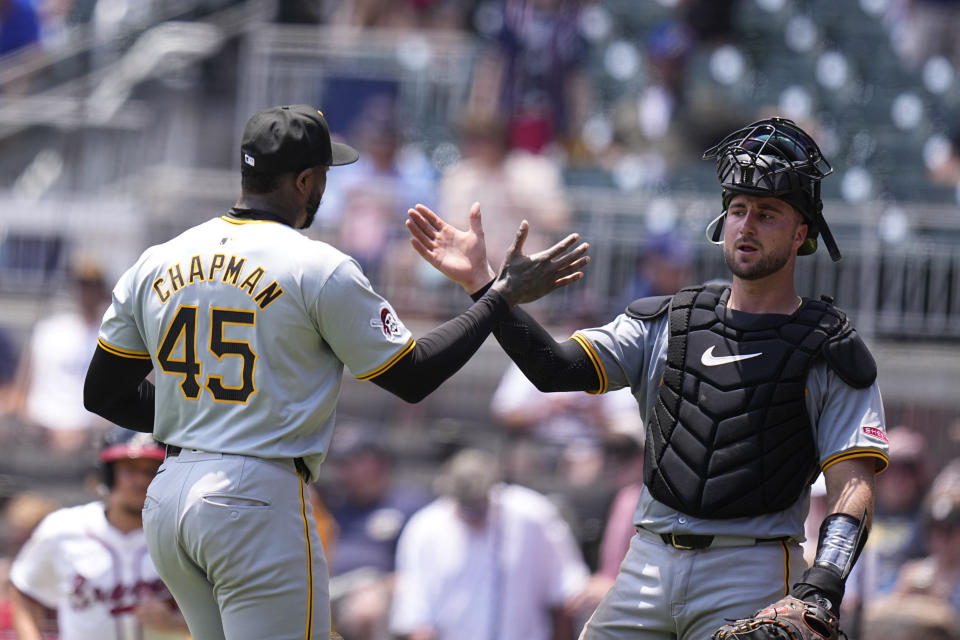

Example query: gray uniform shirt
[98,216,414,480]
[573,310,889,540]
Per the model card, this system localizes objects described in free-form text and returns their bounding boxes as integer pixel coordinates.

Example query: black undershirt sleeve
[83,347,155,433]
[469,282,600,393]
[370,290,510,403]
[84,285,595,420]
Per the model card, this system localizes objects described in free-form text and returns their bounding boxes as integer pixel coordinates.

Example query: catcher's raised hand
[711,595,841,640]
[405,202,497,294]
[489,218,590,306]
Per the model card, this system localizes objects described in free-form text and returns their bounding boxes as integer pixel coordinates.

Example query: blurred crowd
[0,0,959,639]
[0,256,957,639]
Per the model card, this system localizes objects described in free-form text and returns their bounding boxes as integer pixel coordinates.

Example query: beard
[723,241,793,280]
[122,501,144,517]
[300,193,322,229]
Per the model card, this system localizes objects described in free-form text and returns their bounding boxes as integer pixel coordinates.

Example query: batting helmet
[701,117,840,261]
[98,427,166,488]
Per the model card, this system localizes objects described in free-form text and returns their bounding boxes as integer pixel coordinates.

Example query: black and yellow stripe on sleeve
[98,338,151,360]
[570,332,608,395]
[821,448,890,474]
[355,338,416,381]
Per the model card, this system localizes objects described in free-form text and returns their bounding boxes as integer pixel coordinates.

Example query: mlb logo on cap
[240,104,359,174]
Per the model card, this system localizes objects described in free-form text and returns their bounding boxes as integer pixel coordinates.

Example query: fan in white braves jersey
[9,427,188,640]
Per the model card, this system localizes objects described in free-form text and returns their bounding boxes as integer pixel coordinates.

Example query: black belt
[164,444,310,479]
[659,532,790,550]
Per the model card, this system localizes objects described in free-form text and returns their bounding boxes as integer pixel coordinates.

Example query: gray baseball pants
[580,527,806,640]
[142,449,329,640]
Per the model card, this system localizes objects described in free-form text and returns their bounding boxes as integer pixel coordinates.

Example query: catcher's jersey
[98,216,413,478]
[9,501,178,640]
[573,311,889,540]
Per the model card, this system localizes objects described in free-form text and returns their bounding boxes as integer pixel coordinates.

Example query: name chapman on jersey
[152,253,284,308]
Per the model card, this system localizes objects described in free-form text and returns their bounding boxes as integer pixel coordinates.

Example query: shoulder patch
[371,307,405,339]
[625,294,672,320]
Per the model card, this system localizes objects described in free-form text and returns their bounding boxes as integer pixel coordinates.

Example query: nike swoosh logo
[700,345,762,366]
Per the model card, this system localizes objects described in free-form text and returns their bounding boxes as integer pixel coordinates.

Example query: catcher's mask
[98,426,166,489]
[702,117,840,261]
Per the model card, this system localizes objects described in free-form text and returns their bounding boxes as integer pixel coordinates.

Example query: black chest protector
[627,283,877,519]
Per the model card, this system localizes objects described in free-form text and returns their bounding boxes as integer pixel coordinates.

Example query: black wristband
[789,511,868,614]
[791,565,844,614]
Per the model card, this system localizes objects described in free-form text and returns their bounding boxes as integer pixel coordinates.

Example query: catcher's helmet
[98,426,166,488]
[702,117,840,261]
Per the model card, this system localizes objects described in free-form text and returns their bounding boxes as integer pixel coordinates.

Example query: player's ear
[794,221,808,252]
[294,168,313,194]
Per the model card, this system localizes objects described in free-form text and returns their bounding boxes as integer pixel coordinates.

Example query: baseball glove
[710,595,843,640]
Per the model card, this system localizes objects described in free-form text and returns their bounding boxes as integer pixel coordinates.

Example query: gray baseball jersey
[570,310,888,640]
[98,214,419,640]
[98,215,414,480]
[572,311,889,540]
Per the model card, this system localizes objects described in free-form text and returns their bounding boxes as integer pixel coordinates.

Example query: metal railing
[6,176,959,339]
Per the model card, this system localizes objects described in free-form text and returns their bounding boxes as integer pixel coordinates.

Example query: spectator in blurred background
[275,0,324,24]
[389,447,589,640]
[862,592,960,640]
[610,19,696,171]
[594,430,644,582]
[0,328,19,423]
[562,429,646,625]
[526,423,645,592]
[869,425,932,593]
[318,94,437,291]
[0,0,39,57]
[928,128,960,189]
[0,491,59,634]
[614,230,694,315]
[491,358,639,488]
[318,423,430,640]
[325,0,472,30]
[466,0,591,155]
[892,458,960,615]
[440,111,571,263]
[8,427,188,639]
[892,0,960,70]
[10,260,111,453]
[678,0,739,48]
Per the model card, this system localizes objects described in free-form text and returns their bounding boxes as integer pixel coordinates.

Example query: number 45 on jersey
[157,305,257,404]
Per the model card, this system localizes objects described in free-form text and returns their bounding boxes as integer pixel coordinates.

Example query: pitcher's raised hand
[490,219,590,306]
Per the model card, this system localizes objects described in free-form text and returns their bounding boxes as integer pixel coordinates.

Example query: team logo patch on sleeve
[371,307,404,339]
[862,425,888,443]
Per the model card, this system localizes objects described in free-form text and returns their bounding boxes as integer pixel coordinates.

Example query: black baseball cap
[241,104,359,174]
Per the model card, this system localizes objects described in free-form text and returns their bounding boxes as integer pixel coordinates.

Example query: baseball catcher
[401,115,887,640]
[704,120,873,640]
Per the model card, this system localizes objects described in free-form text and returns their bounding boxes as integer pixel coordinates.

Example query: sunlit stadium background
[0,0,958,497]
